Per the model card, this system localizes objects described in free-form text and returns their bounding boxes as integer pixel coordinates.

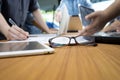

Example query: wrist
[1,26,11,39]
[46,29,51,34]
[102,11,111,23]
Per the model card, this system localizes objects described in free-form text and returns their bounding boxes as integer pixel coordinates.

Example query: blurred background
[38,0,114,23]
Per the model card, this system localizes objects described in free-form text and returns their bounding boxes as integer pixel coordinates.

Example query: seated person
[0,0,55,40]
[24,12,58,34]
[24,12,42,34]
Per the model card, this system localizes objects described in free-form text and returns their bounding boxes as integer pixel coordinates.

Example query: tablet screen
[0,41,54,58]
[0,41,46,52]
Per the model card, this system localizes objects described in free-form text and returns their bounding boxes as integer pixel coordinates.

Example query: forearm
[32,9,50,33]
[103,0,120,22]
[0,13,10,37]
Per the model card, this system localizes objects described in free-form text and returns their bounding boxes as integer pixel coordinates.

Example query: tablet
[94,32,120,44]
[0,41,54,58]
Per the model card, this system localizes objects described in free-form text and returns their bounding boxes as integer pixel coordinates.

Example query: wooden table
[0,43,120,80]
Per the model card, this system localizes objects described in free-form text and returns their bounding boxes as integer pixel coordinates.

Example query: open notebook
[78,5,120,44]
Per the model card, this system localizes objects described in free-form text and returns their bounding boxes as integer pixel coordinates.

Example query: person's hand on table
[6,25,29,40]
[103,20,120,32]
[48,28,58,34]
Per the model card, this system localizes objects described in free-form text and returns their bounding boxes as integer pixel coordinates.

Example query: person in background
[24,12,58,34]
[24,3,58,34]
[79,0,120,36]
[55,0,92,23]
[24,12,42,34]
[0,0,53,40]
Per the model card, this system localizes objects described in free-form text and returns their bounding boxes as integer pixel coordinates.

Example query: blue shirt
[57,0,92,15]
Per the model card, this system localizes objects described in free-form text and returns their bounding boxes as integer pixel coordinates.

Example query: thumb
[85,12,96,20]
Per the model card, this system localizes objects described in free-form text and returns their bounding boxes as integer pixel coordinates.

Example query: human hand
[79,11,108,36]
[102,20,120,32]
[47,28,58,34]
[116,21,120,32]
[6,25,29,40]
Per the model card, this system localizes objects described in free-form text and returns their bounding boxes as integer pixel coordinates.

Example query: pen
[9,18,17,25]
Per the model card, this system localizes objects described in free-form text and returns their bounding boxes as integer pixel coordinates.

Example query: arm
[0,13,10,38]
[103,0,120,21]
[79,0,120,36]
[33,9,56,33]
[0,13,29,40]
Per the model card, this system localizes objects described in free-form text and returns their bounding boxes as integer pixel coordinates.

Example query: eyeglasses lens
[75,36,95,44]
[50,37,70,47]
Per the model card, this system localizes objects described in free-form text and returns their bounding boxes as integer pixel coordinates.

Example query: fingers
[105,20,120,32]
[79,27,96,36]
[79,20,100,36]
[7,25,29,40]
[116,26,120,32]
[12,25,29,36]
[85,12,97,20]
[79,11,105,36]
[116,21,120,32]
[48,29,58,34]
[79,13,97,36]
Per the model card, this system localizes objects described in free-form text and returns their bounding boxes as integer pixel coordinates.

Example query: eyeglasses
[49,35,97,48]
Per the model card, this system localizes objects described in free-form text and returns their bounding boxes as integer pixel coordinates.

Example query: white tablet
[0,41,54,58]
